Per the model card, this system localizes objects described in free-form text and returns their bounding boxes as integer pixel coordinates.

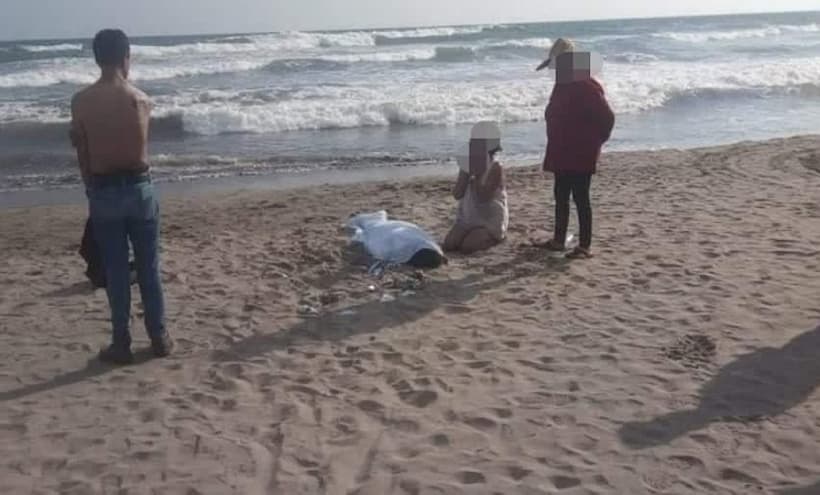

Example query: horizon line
[1,7,818,43]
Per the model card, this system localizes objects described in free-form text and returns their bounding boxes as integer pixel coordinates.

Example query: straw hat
[535,38,575,71]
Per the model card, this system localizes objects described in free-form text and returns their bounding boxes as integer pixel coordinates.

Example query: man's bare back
[70,78,151,178]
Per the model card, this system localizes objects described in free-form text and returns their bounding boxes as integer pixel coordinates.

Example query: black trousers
[554,173,592,249]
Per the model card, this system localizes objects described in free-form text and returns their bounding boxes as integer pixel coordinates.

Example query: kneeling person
[443,122,509,254]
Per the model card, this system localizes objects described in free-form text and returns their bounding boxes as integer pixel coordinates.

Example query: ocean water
[1,11,819,192]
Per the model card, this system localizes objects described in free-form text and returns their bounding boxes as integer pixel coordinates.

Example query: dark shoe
[151,333,175,358]
[98,344,134,365]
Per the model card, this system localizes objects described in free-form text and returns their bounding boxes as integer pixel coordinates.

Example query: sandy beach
[1,135,819,495]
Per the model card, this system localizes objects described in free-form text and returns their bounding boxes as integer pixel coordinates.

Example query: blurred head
[555,52,592,84]
[93,29,131,77]
[468,121,502,175]
[535,38,575,72]
[537,38,603,84]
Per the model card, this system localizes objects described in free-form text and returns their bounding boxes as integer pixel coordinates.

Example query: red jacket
[543,78,615,175]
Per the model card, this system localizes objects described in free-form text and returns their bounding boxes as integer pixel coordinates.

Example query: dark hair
[92,29,130,67]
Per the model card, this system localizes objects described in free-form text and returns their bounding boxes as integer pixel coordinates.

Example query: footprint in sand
[139,407,165,423]
[57,480,94,493]
[253,371,276,389]
[493,408,513,419]
[457,471,486,484]
[398,390,438,408]
[165,361,184,371]
[499,297,538,306]
[190,392,221,409]
[550,414,577,427]
[667,455,706,472]
[431,433,450,447]
[286,384,323,398]
[720,468,762,486]
[387,417,421,434]
[436,340,459,352]
[221,399,238,412]
[130,450,163,462]
[332,415,359,438]
[357,399,385,416]
[552,475,582,490]
[592,474,613,489]
[0,421,29,437]
[397,479,421,495]
[465,360,492,370]
[391,379,439,408]
[663,333,716,368]
[517,359,554,372]
[507,465,532,481]
[443,304,472,315]
[464,416,496,431]
[221,362,245,379]
[413,377,432,387]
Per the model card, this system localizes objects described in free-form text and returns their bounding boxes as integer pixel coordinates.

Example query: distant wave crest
[20,43,83,53]
[654,23,819,43]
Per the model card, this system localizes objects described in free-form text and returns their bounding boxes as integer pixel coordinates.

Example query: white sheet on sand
[346,211,444,272]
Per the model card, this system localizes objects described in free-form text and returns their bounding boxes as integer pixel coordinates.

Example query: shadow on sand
[0,350,154,403]
[619,324,820,449]
[775,480,820,495]
[213,245,570,362]
[44,280,97,298]
[1,244,568,403]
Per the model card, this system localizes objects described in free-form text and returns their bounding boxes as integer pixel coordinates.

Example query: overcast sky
[1,0,818,41]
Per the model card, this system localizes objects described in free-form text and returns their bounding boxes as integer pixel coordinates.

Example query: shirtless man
[70,29,172,364]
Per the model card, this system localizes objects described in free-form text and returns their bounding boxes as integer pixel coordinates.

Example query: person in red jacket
[536,39,615,259]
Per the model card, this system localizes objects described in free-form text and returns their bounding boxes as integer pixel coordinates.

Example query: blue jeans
[87,176,166,349]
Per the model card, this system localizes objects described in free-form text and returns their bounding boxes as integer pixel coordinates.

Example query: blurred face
[555,52,590,84]
[469,139,490,176]
[468,138,501,175]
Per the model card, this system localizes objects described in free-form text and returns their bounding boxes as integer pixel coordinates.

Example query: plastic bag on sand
[346,211,445,274]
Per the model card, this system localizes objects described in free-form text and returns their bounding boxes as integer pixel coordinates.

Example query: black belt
[89,172,151,188]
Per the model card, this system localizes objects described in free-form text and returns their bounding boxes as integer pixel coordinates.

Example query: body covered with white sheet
[346,211,445,273]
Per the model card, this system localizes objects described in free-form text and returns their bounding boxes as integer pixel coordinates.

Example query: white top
[455,164,509,241]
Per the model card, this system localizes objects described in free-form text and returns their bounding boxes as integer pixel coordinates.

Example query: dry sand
[1,135,819,495]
